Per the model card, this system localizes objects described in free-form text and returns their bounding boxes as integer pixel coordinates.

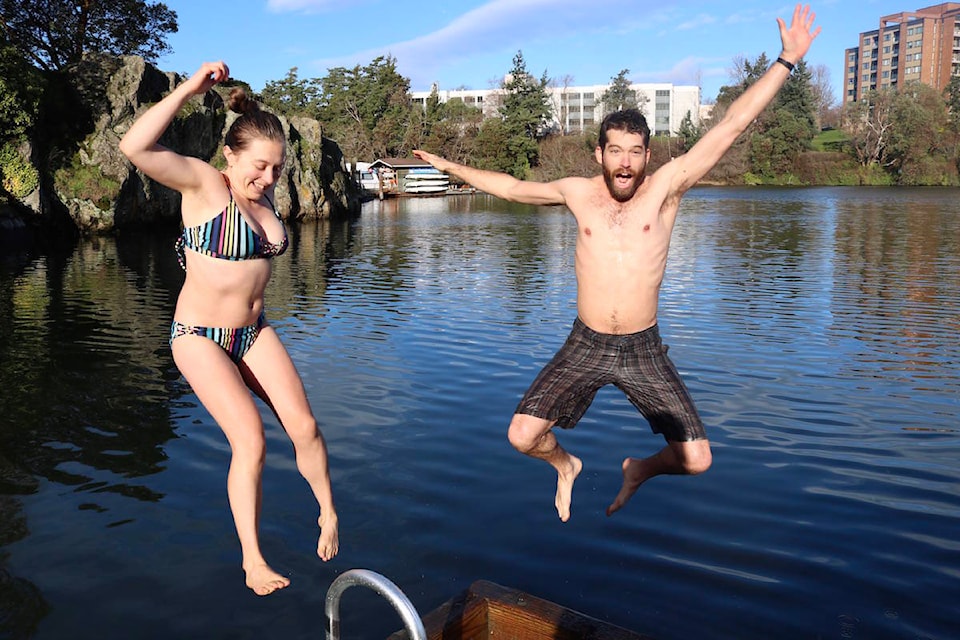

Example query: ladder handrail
[325,569,427,640]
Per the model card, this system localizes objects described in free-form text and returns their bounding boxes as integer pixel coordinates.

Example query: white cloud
[676,14,717,31]
[308,0,619,86]
[266,0,341,13]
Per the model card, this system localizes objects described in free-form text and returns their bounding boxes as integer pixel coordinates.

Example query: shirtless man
[414,5,819,522]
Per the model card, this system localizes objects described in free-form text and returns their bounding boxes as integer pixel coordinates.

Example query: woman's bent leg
[172,334,290,596]
[241,327,340,561]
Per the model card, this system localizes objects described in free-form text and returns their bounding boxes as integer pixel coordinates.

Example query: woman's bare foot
[555,454,583,522]
[317,513,339,561]
[606,457,650,516]
[244,562,290,596]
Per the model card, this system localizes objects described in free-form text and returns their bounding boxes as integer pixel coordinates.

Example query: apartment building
[410,82,701,137]
[844,2,960,103]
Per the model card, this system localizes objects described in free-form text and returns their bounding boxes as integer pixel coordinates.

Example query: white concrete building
[411,82,702,136]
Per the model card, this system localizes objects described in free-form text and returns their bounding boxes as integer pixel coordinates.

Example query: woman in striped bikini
[120,61,338,596]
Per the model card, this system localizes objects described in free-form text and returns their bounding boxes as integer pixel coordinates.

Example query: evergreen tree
[774,59,818,139]
[317,55,413,160]
[260,67,321,118]
[676,110,703,149]
[599,68,645,116]
[750,58,819,176]
[712,53,819,178]
[494,50,553,178]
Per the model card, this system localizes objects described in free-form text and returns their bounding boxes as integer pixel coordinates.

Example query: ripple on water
[4,192,960,640]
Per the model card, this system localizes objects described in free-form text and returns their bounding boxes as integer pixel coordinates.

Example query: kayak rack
[325,568,426,640]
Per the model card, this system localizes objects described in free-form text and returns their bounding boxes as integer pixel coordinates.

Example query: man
[413,4,819,522]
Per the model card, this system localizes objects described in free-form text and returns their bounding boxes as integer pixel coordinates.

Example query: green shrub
[54,153,120,210]
[0,140,40,198]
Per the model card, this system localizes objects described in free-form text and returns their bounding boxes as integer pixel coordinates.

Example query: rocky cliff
[3,54,361,236]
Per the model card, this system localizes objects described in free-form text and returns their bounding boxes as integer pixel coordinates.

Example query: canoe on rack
[387,579,655,640]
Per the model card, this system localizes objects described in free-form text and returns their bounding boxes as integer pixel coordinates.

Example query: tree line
[3,0,960,198]
[259,49,960,187]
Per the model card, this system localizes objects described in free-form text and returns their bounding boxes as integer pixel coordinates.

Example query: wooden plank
[389,580,656,640]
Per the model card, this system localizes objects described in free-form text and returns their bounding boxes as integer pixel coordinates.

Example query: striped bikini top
[176,182,288,270]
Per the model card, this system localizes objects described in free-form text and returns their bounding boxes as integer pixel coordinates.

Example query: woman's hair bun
[227,87,260,115]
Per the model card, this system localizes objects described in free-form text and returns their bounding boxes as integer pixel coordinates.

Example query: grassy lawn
[812,128,848,152]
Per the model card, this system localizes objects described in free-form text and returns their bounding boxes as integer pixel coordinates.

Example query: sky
[155,0,918,104]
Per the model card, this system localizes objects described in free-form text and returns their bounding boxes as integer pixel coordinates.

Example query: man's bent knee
[673,439,712,475]
[507,414,552,454]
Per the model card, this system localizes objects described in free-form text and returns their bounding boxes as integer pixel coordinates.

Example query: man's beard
[603,166,642,202]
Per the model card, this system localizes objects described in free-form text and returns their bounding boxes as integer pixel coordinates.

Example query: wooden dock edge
[388,579,656,640]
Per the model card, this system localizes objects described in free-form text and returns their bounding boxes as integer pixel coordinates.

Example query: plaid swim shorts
[515,317,706,442]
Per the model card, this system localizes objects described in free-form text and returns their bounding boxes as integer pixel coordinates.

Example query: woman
[120,61,339,596]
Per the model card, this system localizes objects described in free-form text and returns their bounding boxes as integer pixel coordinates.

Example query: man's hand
[412,149,455,173]
[778,4,820,64]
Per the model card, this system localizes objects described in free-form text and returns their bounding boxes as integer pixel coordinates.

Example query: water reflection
[832,192,960,388]
[1,187,958,639]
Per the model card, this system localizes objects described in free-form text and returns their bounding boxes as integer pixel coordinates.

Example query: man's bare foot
[244,562,290,596]
[606,457,650,516]
[555,454,583,522]
[317,513,339,561]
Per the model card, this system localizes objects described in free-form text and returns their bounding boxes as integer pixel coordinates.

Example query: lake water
[1,187,958,639]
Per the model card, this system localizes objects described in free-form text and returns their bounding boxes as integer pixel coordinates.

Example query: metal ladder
[325,569,427,640]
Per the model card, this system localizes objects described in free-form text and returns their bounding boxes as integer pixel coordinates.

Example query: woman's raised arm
[119,61,230,193]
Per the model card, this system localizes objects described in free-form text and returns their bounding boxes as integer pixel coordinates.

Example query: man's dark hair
[598,109,650,149]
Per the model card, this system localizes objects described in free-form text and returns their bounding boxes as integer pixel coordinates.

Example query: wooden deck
[388,580,656,640]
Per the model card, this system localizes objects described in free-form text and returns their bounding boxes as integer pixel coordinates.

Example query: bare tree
[810,63,836,130]
[548,73,575,134]
[727,54,750,86]
[842,88,896,167]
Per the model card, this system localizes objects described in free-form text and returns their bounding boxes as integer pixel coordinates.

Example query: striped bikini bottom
[169,311,266,364]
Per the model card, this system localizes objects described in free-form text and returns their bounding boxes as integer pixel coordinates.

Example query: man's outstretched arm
[412,149,567,206]
[666,3,821,195]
